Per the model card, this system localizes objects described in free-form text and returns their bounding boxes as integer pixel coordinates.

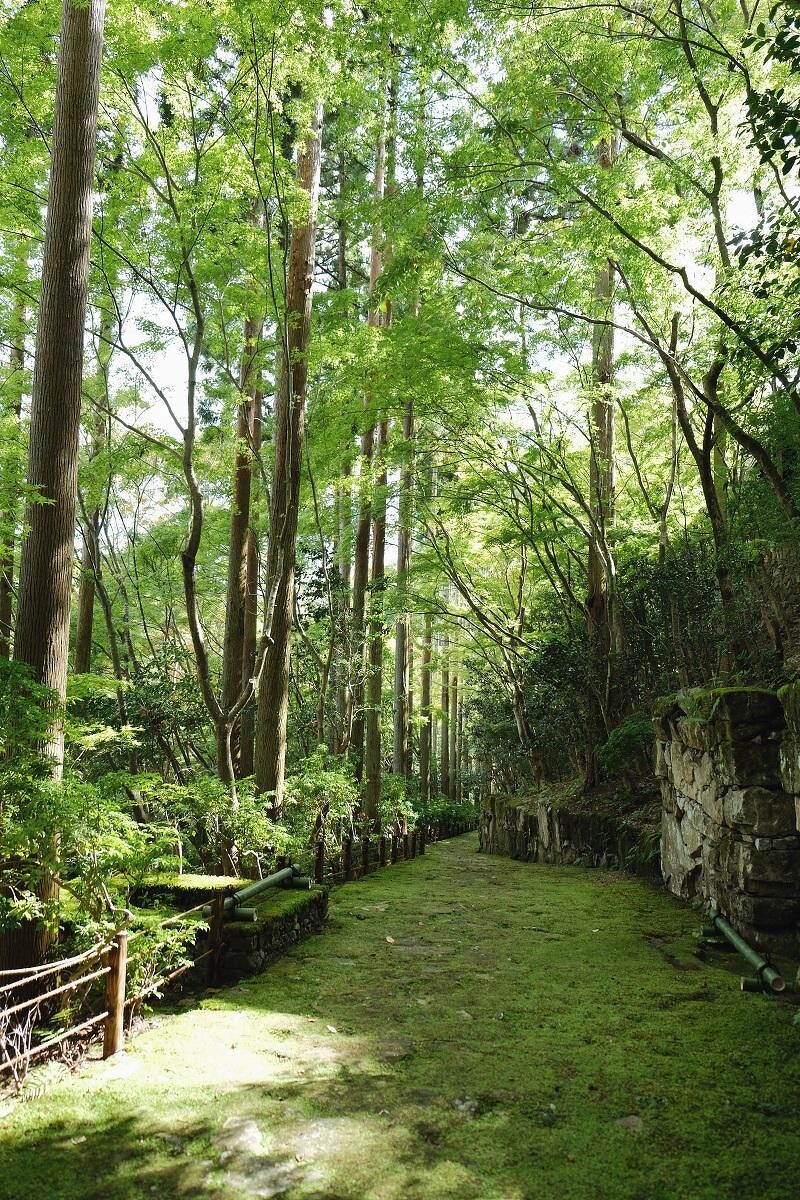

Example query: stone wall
[196,887,329,983]
[655,687,800,957]
[479,790,660,876]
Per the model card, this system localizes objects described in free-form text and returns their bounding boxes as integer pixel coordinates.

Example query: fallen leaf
[385,936,395,944]
[326,1024,338,1033]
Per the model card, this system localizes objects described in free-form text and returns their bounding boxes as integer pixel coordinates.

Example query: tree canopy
[0,0,798,962]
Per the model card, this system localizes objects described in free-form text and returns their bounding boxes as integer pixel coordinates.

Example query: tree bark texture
[14,0,105,736]
[239,385,262,778]
[440,633,450,798]
[350,113,386,782]
[221,307,263,775]
[0,283,25,660]
[6,0,105,970]
[393,400,414,776]
[363,419,388,824]
[254,100,324,815]
[419,611,432,803]
[449,670,458,802]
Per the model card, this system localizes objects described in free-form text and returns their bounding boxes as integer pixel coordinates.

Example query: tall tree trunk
[331,162,353,754]
[393,400,414,776]
[431,706,439,796]
[0,283,26,660]
[419,611,432,804]
[73,525,98,673]
[363,417,388,823]
[254,100,324,816]
[334,459,353,751]
[406,638,414,780]
[457,695,464,803]
[7,0,105,970]
[239,386,262,778]
[440,633,450,799]
[350,110,387,781]
[665,331,739,668]
[221,306,262,774]
[449,669,459,803]
[585,273,616,784]
[584,137,620,788]
[74,375,109,676]
[350,429,373,780]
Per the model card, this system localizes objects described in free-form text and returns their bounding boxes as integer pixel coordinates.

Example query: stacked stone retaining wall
[196,887,329,983]
[655,687,800,957]
[479,791,660,876]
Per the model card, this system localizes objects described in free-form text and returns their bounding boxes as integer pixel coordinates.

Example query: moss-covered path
[2,835,800,1200]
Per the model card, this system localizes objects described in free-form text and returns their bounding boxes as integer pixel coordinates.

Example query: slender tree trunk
[6,0,105,970]
[431,707,439,796]
[73,525,98,673]
[406,638,414,780]
[330,163,353,754]
[585,271,616,784]
[334,457,353,752]
[457,695,464,803]
[668,343,739,667]
[74,380,109,676]
[440,633,450,798]
[419,611,432,804]
[393,400,414,775]
[221,306,262,775]
[239,386,262,778]
[363,417,388,824]
[0,284,26,660]
[449,669,458,803]
[350,109,387,781]
[584,137,620,788]
[254,100,324,816]
[351,433,373,780]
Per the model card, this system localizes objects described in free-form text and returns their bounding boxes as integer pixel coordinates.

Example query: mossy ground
[2,835,799,1200]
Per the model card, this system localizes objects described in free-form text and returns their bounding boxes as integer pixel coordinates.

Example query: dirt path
[1,835,799,1200]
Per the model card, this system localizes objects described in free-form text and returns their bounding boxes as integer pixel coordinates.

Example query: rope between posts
[0,1010,109,1077]
[1,964,111,1020]
[0,941,111,991]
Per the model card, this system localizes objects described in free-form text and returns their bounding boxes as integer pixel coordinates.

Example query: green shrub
[596,716,654,780]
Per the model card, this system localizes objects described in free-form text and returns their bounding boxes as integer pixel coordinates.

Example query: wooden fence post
[419,827,426,855]
[410,830,417,857]
[103,931,129,1060]
[361,837,370,877]
[402,833,410,860]
[390,835,399,865]
[315,837,325,885]
[343,836,353,881]
[379,836,387,867]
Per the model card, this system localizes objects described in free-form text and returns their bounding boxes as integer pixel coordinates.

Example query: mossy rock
[250,886,324,920]
[656,687,781,737]
[131,872,249,908]
[778,679,800,731]
[653,692,680,720]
